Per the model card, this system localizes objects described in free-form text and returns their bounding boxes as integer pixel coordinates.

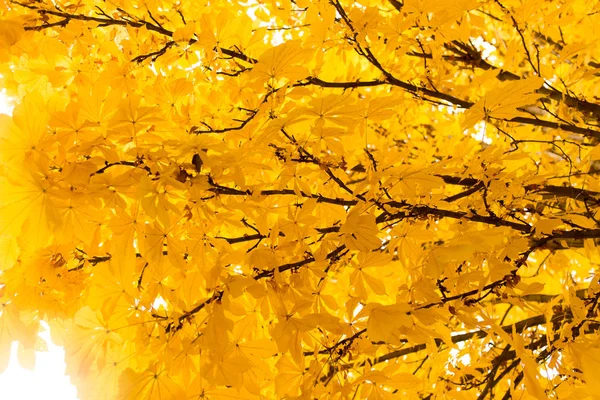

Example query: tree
[1,0,600,398]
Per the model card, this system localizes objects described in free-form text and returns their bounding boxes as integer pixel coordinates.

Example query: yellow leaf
[173,23,196,43]
[367,303,412,343]
[0,18,27,62]
[250,40,312,85]
[0,20,24,48]
[0,234,19,271]
[463,77,544,130]
[518,281,545,296]
[119,365,186,400]
[534,218,562,235]
[0,93,50,163]
[275,355,304,398]
[340,210,381,251]
[571,342,600,399]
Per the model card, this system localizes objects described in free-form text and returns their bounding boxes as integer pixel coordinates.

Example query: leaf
[0,234,19,271]
[0,169,59,248]
[119,364,186,400]
[340,209,381,251]
[1,1,599,398]
[463,77,544,130]
[173,23,196,43]
[534,218,562,235]
[0,93,50,163]
[250,40,312,86]
[0,19,27,62]
[300,94,362,129]
[0,19,24,48]
[384,166,445,198]
[274,355,304,398]
[367,303,412,343]
[571,342,600,399]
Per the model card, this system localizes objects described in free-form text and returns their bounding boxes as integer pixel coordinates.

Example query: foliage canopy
[2,0,600,399]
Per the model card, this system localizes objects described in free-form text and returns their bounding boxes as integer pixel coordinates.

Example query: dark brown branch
[190,109,258,134]
[490,289,588,304]
[381,203,533,233]
[91,160,152,176]
[87,254,112,265]
[131,40,176,63]
[16,3,256,65]
[505,116,600,138]
[207,180,358,206]
[253,244,347,279]
[443,182,485,202]
[388,0,403,11]
[214,232,267,245]
[297,77,387,89]
[304,77,600,137]
[372,311,576,366]
[437,174,600,204]
[166,290,224,333]
[137,262,148,290]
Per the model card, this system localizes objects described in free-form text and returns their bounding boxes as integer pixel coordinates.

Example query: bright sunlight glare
[0,323,79,400]
[0,88,13,115]
[0,89,79,399]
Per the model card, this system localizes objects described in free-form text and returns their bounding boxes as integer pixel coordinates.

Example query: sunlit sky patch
[0,323,79,400]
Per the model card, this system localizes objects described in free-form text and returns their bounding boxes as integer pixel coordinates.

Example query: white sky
[0,325,79,400]
[0,92,79,399]
[0,89,12,114]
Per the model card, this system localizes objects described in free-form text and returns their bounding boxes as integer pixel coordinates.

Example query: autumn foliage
[2,0,600,398]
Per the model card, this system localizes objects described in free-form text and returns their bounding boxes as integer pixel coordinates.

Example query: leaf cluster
[1,0,600,399]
